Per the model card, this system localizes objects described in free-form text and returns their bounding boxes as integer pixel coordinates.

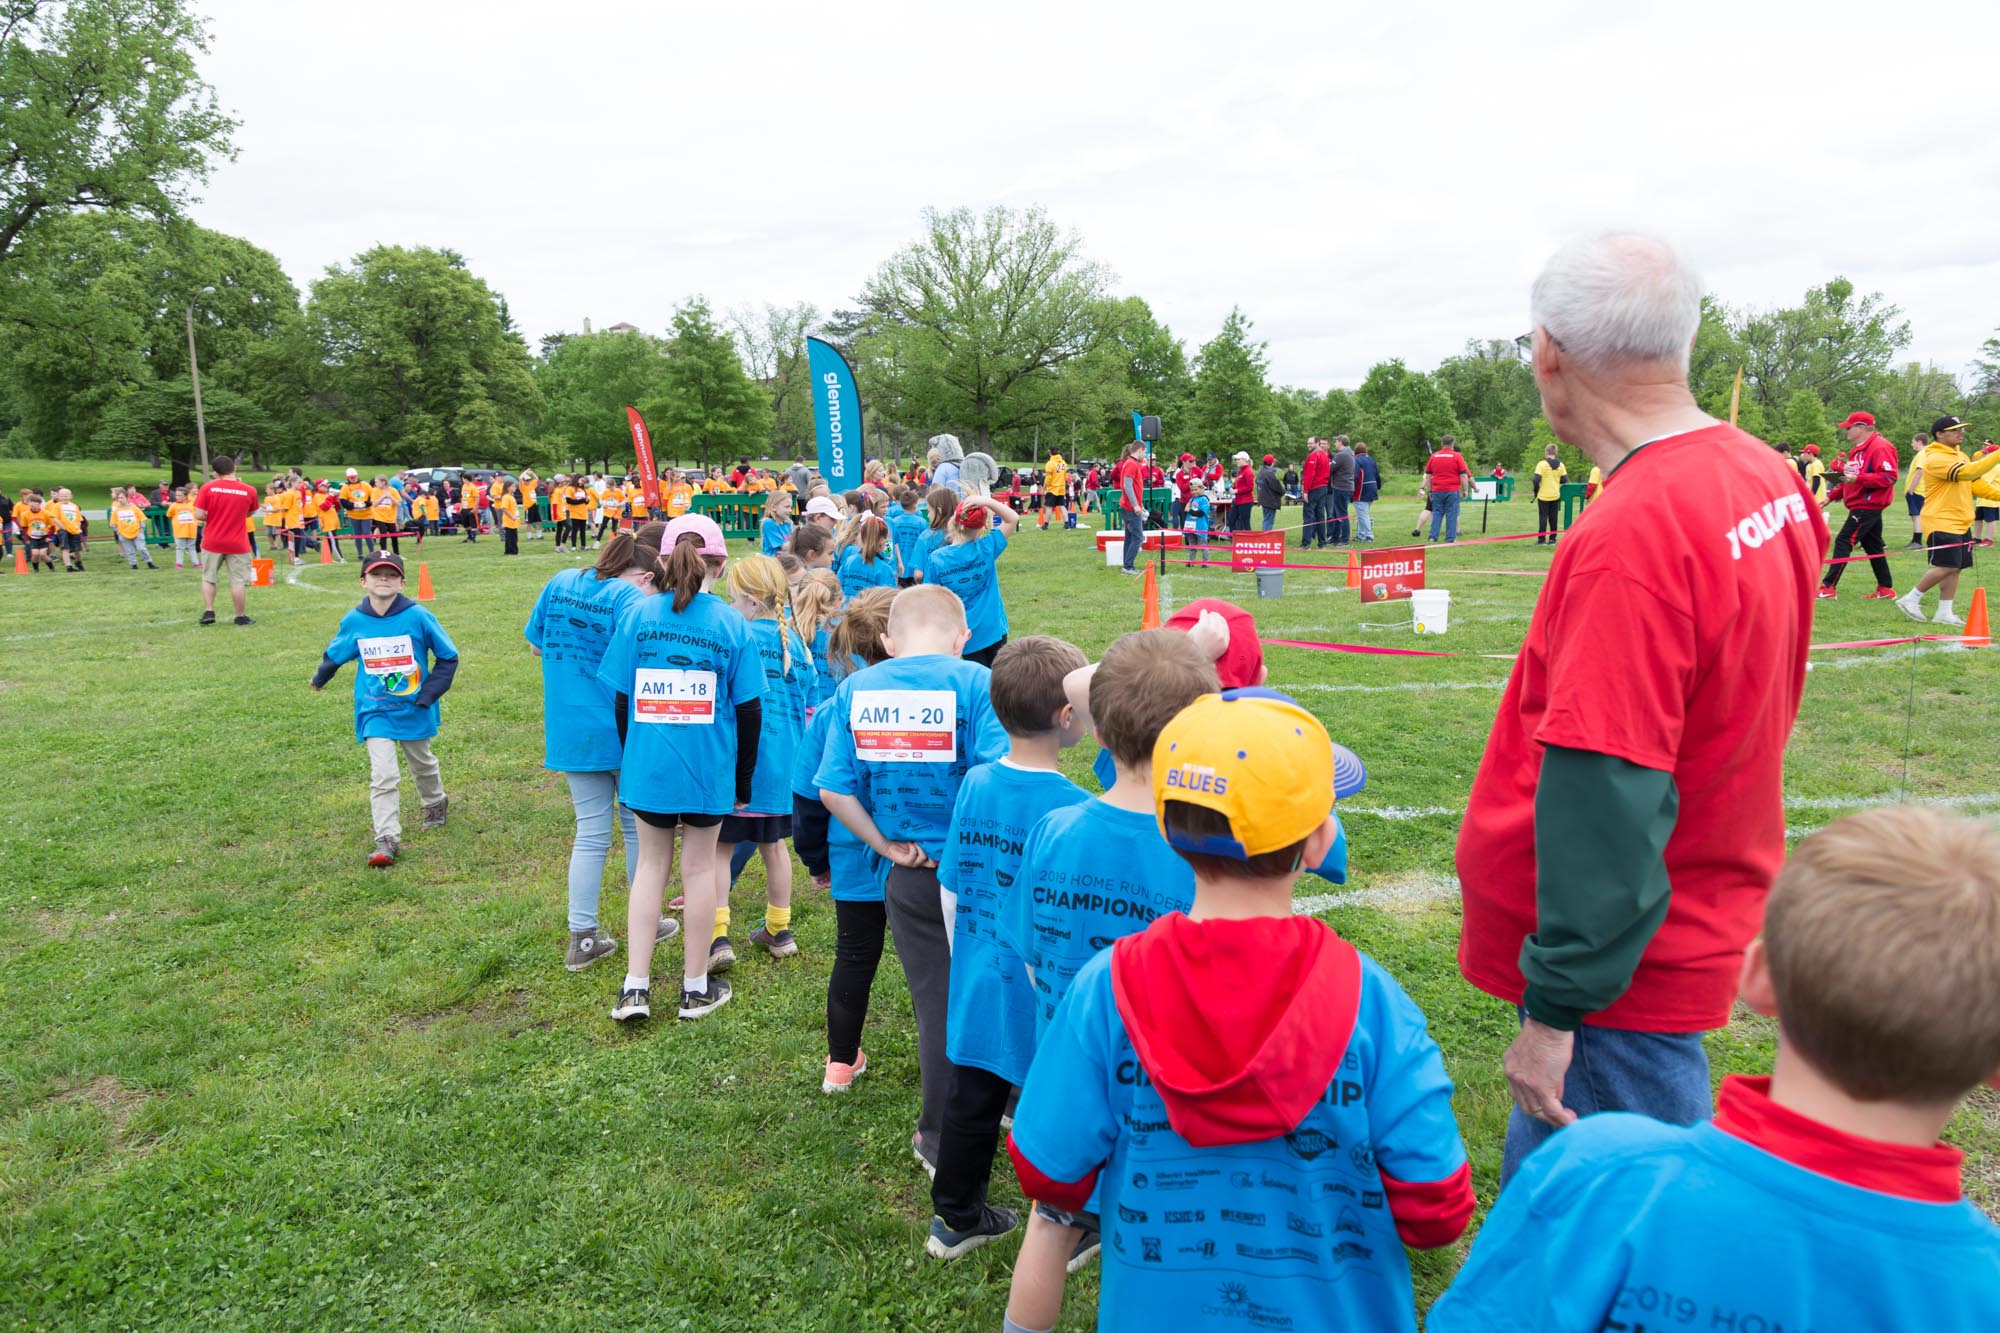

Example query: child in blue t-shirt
[1007,691,1476,1333]
[922,495,1018,668]
[998,628,1220,1303]
[716,554,815,963]
[525,533,680,971]
[888,488,929,587]
[926,636,1092,1262]
[758,491,794,557]
[815,584,1008,1172]
[596,515,763,1024]
[911,485,955,584]
[793,587,893,1091]
[1432,805,2000,1333]
[310,552,460,870]
[837,512,900,599]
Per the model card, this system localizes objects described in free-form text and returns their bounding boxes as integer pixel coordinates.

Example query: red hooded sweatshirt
[1839,432,1899,511]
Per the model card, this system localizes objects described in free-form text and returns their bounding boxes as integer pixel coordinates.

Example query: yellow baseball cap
[1153,689,1359,859]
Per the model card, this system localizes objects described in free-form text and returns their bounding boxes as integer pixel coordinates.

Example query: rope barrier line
[1262,632,1977,662]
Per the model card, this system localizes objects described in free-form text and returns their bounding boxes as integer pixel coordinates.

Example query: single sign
[1358,546,1426,603]
[1230,531,1286,572]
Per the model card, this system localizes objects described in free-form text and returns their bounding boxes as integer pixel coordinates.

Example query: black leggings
[791,793,831,877]
[826,898,887,1065]
[1537,498,1560,536]
[964,636,1007,669]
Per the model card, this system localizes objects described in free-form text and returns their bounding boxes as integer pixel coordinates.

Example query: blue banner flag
[1132,409,1144,442]
[808,337,864,493]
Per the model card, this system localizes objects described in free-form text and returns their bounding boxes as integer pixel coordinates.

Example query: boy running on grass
[1006,691,1475,1333]
[1432,805,2000,1330]
[310,552,458,868]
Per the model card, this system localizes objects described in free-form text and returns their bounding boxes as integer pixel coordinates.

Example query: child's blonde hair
[791,569,843,652]
[763,490,793,522]
[830,586,896,674]
[727,553,798,674]
[1766,806,2000,1103]
[887,584,967,641]
[854,511,889,565]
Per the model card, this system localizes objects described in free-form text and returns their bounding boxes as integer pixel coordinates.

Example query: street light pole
[186,302,210,477]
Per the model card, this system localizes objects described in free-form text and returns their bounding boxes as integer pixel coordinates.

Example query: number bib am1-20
[851,689,956,763]
[635,668,717,724]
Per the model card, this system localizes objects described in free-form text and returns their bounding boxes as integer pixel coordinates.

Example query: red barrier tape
[1262,632,1979,661]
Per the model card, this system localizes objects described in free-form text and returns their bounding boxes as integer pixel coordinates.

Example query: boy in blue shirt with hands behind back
[1431,804,2000,1333]
[310,552,459,869]
[926,635,1093,1261]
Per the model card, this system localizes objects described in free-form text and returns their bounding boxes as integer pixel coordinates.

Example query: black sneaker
[198,611,216,625]
[677,977,731,1020]
[233,615,255,626]
[1066,1225,1103,1273]
[926,1205,1020,1261]
[611,987,650,1021]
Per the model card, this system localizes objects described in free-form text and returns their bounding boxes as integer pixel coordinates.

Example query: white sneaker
[1894,593,1927,623]
[1934,609,1964,627]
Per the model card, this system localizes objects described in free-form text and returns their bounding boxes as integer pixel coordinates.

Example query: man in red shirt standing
[1455,233,1827,1184]
[1424,436,1471,542]
[193,455,263,626]
[1114,440,1148,574]
[1814,410,1899,600]
[1228,450,1254,533]
[1170,452,1199,530]
[1299,437,1332,548]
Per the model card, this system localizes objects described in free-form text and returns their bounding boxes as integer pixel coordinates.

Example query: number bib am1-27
[851,690,956,763]
[634,668,717,724]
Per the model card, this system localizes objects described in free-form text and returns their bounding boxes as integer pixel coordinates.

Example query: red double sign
[1358,546,1426,603]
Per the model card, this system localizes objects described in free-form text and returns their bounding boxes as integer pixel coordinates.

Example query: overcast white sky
[191,0,2000,393]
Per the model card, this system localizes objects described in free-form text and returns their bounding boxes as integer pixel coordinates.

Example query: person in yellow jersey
[1584,462,1603,503]
[520,469,543,539]
[415,484,441,545]
[111,486,159,569]
[627,474,651,527]
[457,475,481,544]
[1532,442,1568,545]
[1894,416,1999,627]
[261,479,288,558]
[595,479,624,548]
[489,477,519,555]
[166,485,201,568]
[666,473,695,518]
[371,477,401,554]
[15,490,58,571]
[281,477,309,564]
[51,485,86,571]
[310,481,345,561]
[340,467,377,556]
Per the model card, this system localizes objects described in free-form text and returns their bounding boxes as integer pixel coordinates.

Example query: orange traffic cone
[12,545,25,575]
[319,536,335,564]
[1140,562,1161,630]
[1345,550,1361,589]
[416,562,436,602]
[1964,586,1990,648]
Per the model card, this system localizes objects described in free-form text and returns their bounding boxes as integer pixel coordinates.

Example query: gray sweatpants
[366,736,444,841]
[885,863,953,1163]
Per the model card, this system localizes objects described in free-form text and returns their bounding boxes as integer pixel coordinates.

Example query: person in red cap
[1254,452,1284,529]
[1816,411,1899,600]
[1169,452,1199,531]
[1299,437,1331,547]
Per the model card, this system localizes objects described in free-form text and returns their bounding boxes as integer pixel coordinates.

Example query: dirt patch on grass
[394,987,549,1038]
[1957,1085,1999,1221]
[51,1075,156,1152]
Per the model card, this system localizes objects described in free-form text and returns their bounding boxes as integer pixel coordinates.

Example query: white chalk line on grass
[1294,875,1459,916]
[1808,644,1959,670]
[1784,791,2000,812]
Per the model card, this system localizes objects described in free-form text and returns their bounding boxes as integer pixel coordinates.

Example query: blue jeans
[1260,505,1278,531]
[1121,507,1143,570]
[1500,1011,1712,1185]
[1329,489,1351,544]
[1353,498,1374,541]
[1302,488,1329,546]
[1428,490,1462,542]
[563,770,640,931]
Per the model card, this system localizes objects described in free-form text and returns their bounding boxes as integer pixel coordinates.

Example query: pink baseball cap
[661,513,727,558]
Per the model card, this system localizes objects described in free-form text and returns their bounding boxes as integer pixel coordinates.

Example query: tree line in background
[4,1,1996,485]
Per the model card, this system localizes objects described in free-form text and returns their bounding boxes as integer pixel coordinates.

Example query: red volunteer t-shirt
[194,478,261,554]
[1455,424,1828,1032]
[1425,450,1467,492]
[1116,458,1147,512]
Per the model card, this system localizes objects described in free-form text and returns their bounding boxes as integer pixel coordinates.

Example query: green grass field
[3,493,1995,1330]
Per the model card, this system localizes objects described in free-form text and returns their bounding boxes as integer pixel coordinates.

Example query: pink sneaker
[823,1050,867,1094]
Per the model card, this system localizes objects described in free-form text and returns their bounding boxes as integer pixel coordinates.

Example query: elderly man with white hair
[1455,233,1828,1184]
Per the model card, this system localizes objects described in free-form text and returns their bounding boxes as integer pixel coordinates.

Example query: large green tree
[90,375,274,464]
[1872,361,1966,458]
[533,327,670,472]
[0,0,236,264]
[727,302,818,458]
[1737,278,1912,418]
[306,245,539,466]
[1352,358,1460,468]
[0,213,315,474]
[1782,388,1832,450]
[857,206,1123,451]
[1435,339,1539,470]
[642,297,771,472]
[1184,307,1278,461]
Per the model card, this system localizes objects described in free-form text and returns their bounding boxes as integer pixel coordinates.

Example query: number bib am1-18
[634,668,718,724]
[851,689,956,763]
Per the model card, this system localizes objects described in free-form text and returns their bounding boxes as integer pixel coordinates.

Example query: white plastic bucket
[1411,588,1451,634]
[1104,538,1123,567]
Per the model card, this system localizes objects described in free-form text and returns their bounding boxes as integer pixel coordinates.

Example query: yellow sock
[764,905,792,934]
[713,905,730,940]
